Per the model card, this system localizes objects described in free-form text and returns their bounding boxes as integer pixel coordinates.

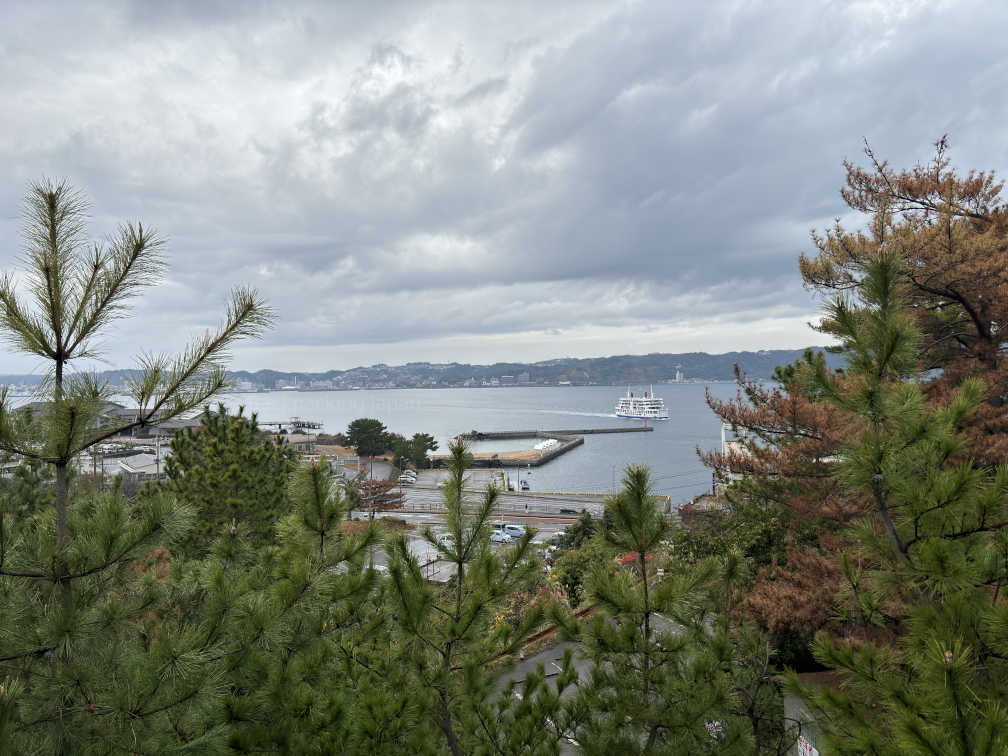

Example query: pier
[462,426,653,439]
[431,425,653,468]
[258,416,323,433]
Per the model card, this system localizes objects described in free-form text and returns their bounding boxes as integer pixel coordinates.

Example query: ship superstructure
[615,387,669,419]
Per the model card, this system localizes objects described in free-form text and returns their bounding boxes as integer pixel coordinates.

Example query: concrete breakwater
[461,426,653,440]
[431,426,654,468]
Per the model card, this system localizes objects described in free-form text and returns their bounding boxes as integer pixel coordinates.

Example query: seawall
[460,426,653,440]
[432,426,652,468]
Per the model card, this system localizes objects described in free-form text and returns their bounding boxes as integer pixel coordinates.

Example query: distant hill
[1,348,843,390]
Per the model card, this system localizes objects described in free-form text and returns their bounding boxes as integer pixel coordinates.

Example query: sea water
[214,384,739,502]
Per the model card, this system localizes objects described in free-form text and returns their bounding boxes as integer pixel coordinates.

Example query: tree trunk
[438,689,463,756]
[54,358,71,607]
[640,552,651,702]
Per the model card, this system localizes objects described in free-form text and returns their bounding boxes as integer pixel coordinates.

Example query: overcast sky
[1,0,1006,374]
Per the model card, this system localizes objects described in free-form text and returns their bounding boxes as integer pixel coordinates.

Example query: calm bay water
[215,384,738,502]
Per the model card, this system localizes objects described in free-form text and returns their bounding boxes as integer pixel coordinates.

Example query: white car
[397,475,415,484]
[501,524,525,539]
[490,530,513,544]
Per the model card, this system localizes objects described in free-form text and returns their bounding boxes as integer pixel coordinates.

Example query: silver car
[502,524,525,539]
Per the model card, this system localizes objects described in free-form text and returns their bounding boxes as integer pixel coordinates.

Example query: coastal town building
[117,453,169,483]
[279,433,316,453]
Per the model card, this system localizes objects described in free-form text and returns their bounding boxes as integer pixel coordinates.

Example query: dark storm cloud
[0,0,1006,371]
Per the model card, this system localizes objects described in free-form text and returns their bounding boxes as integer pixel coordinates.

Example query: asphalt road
[395,483,605,518]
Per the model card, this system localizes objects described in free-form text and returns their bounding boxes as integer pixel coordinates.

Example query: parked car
[502,524,525,539]
[397,475,415,484]
[489,530,513,544]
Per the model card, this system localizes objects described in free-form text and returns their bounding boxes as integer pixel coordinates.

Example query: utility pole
[369,506,375,565]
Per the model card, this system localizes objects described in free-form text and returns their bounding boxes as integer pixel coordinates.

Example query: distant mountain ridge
[1,348,842,389]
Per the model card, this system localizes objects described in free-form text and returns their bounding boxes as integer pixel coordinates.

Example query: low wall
[461,426,653,440]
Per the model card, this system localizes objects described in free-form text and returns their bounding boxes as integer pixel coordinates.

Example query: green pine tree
[569,465,753,754]
[710,552,794,755]
[205,456,377,753]
[0,179,272,751]
[382,439,560,754]
[0,450,53,516]
[164,404,300,557]
[788,253,1008,754]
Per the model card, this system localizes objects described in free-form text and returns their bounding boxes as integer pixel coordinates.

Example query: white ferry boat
[615,387,669,419]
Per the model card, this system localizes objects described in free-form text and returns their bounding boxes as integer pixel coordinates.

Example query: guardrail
[396,499,602,517]
[407,484,669,506]
[526,490,608,498]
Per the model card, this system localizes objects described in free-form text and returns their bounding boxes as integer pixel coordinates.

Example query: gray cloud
[1,0,1006,372]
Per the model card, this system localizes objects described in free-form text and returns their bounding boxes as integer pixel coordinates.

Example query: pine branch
[0,276,54,358]
[15,181,94,372]
[144,287,273,420]
[64,223,166,359]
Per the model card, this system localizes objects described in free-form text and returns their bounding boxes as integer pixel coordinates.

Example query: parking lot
[362,509,566,581]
